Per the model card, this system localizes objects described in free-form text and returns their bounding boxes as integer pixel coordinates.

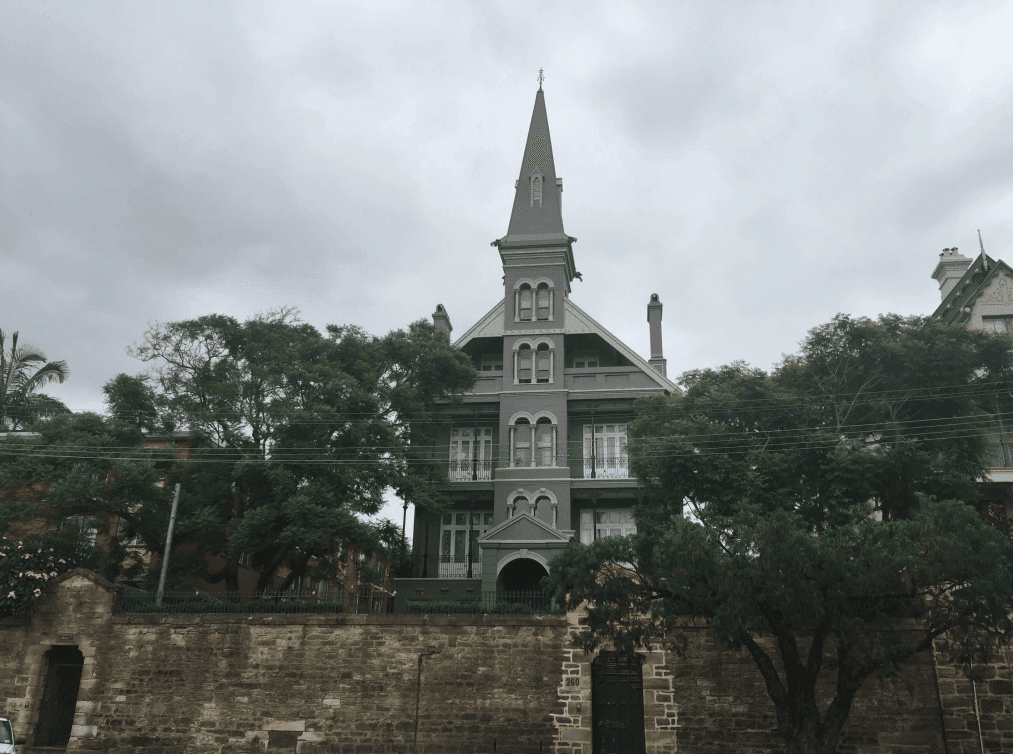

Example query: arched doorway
[498,557,548,592]
[34,645,84,747]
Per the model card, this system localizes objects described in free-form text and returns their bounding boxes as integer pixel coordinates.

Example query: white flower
[32,589,41,597]
[6,592,14,599]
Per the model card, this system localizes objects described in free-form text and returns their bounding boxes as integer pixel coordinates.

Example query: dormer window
[536,283,551,321]
[530,172,543,207]
[518,284,533,321]
[480,354,503,372]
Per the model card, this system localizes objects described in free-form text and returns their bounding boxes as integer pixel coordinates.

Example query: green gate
[592,652,646,754]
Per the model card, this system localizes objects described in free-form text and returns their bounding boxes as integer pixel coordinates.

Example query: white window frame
[440,510,494,577]
[583,423,629,478]
[450,427,493,481]
[579,508,637,545]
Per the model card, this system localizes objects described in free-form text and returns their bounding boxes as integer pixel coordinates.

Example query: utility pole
[155,483,181,607]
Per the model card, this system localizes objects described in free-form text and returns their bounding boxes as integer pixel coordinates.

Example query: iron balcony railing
[407,555,483,579]
[581,455,631,479]
[401,590,559,615]
[447,459,494,482]
[988,442,1013,469]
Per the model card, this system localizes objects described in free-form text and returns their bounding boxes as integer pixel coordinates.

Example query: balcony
[404,555,484,579]
[447,459,494,482]
[988,442,1013,469]
[579,456,631,479]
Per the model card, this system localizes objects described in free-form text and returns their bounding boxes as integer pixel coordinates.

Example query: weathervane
[538,68,544,90]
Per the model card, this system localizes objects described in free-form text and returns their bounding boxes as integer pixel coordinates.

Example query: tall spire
[500,87,567,243]
[979,229,989,272]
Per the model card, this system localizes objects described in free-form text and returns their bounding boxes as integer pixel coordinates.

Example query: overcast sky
[4,1,1013,534]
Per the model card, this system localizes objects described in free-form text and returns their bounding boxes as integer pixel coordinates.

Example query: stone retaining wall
[1,570,1010,752]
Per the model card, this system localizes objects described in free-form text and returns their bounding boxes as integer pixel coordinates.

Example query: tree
[102,373,161,432]
[546,314,1013,754]
[0,412,177,586]
[0,329,70,430]
[127,309,475,593]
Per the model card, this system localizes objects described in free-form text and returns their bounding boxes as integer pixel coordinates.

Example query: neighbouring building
[398,86,679,605]
[929,240,1013,517]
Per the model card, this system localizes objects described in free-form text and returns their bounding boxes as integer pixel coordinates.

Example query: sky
[3,1,1013,537]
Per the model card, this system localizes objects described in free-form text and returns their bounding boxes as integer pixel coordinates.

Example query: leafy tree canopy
[0,412,177,586]
[0,329,70,431]
[547,314,1013,754]
[126,309,476,592]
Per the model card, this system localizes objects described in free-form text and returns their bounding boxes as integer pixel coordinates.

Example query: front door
[592,652,646,754]
[34,645,84,747]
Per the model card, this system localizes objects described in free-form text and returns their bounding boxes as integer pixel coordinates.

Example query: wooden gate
[591,652,646,754]
[34,646,84,747]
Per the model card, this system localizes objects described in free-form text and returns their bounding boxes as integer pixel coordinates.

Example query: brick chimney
[647,293,666,376]
[931,248,971,301]
[432,304,452,338]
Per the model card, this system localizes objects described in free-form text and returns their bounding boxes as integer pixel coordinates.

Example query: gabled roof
[479,512,571,544]
[453,298,679,392]
[933,253,1012,324]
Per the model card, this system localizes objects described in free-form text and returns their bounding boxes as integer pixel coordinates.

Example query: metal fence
[401,590,559,615]
[404,555,483,579]
[118,587,347,615]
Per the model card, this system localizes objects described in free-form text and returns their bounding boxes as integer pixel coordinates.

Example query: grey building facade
[400,88,678,602]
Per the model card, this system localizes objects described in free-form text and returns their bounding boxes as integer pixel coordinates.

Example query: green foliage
[0,412,177,582]
[102,373,161,432]
[0,329,70,430]
[547,314,1013,754]
[0,534,92,616]
[128,309,476,592]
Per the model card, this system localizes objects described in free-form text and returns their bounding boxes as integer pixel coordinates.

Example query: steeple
[493,85,577,289]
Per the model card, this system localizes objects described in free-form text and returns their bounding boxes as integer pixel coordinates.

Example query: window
[440,510,494,577]
[535,418,555,467]
[480,354,503,372]
[518,284,533,321]
[511,416,557,468]
[512,419,532,467]
[580,508,637,545]
[449,427,493,481]
[536,282,551,321]
[983,315,1013,333]
[536,343,551,383]
[534,495,556,526]
[573,352,599,368]
[531,174,542,207]
[516,344,533,383]
[583,424,629,478]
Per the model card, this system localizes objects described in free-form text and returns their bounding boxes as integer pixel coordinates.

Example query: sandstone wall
[2,570,1011,753]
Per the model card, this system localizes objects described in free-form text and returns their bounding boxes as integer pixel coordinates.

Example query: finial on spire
[979,229,989,271]
[538,68,544,90]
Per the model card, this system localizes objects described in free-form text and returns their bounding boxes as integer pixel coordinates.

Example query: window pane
[484,513,494,525]
[456,513,467,526]
[441,530,451,557]
[454,530,466,558]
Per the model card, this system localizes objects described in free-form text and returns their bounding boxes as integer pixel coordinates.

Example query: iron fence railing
[118,588,347,615]
[401,590,559,615]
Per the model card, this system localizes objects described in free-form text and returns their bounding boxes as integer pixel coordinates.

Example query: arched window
[508,495,525,518]
[517,283,533,321]
[531,174,542,207]
[536,342,552,383]
[516,344,533,383]
[535,495,552,522]
[536,282,551,321]
[535,417,555,467]
[511,418,532,467]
